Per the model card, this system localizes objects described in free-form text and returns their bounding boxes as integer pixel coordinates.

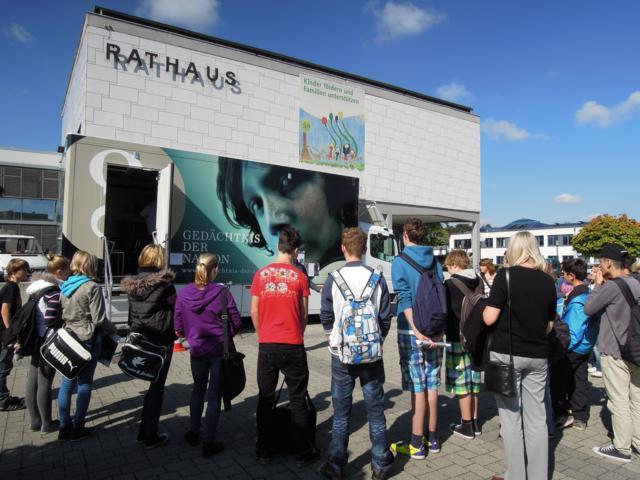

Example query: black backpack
[2,286,59,355]
[612,277,640,366]
[449,276,486,350]
[398,252,448,336]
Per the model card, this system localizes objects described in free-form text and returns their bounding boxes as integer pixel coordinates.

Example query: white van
[0,235,49,281]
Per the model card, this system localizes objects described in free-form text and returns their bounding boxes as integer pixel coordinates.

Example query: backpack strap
[612,277,639,308]
[450,277,474,297]
[360,269,382,302]
[399,252,425,274]
[331,269,355,301]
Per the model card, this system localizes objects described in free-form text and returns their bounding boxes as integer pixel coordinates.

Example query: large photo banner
[299,75,365,171]
[166,149,359,283]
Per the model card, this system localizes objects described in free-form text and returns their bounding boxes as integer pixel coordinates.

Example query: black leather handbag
[484,268,517,398]
[220,287,246,410]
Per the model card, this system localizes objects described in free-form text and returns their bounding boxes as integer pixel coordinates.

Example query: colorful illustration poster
[299,75,365,170]
[166,149,359,284]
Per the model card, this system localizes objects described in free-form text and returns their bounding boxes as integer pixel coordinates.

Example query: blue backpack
[399,252,448,336]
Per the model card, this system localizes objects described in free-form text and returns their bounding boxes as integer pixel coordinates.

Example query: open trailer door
[154,164,173,250]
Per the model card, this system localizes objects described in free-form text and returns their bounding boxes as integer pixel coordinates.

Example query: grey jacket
[61,281,116,341]
[584,275,640,359]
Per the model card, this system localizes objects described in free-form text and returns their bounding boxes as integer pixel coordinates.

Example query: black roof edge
[93,6,473,114]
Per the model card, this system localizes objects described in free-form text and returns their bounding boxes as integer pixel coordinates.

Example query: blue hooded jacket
[61,274,91,298]
[391,245,444,333]
[562,285,598,355]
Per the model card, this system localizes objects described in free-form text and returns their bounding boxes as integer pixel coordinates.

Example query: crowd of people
[0,218,639,480]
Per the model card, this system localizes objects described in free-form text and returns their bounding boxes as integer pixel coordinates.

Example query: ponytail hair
[195,253,219,288]
[47,253,70,274]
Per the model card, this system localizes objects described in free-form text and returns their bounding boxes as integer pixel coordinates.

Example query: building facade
[0,148,62,253]
[61,7,482,260]
[449,218,589,266]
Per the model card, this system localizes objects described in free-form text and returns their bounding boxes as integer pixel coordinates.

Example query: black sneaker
[450,421,475,440]
[555,415,574,430]
[71,426,96,441]
[184,430,200,446]
[592,444,631,463]
[202,441,224,458]
[472,418,482,437]
[145,433,169,449]
[295,448,320,467]
[58,425,72,441]
[319,462,343,480]
[371,467,390,480]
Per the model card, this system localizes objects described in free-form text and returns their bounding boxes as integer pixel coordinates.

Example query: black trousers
[139,347,173,441]
[256,343,311,454]
[550,351,590,422]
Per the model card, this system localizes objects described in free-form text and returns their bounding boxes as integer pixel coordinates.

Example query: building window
[0,198,22,220]
[483,237,494,248]
[0,166,59,200]
[496,237,509,248]
[454,239,472,249]
[548,234,573,246]
[536,236,544,247]
[0,198,57,222]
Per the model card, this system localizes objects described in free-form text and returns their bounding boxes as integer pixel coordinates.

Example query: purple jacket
[174,283,242,359]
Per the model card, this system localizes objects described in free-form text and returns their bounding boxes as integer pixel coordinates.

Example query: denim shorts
[398,333,442,393]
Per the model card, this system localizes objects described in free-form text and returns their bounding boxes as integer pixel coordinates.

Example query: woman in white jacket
[24,255,70,434]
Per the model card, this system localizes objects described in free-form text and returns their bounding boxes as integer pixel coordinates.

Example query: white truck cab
[0,235,49,281]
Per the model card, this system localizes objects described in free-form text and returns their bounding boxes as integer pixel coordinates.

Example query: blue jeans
[327,356,393,474]
[58,336,101,430]
[190,356,223,443]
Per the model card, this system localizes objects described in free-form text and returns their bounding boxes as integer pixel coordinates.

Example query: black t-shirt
[0,281,22,332]
[487,266,556,359]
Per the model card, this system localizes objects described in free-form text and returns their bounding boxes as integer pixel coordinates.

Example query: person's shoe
[1,397,25,411]
[295,448,319,467]
[450,421,475,440]
[592,444,631,463]
[555,415,574,429]
[473,418,482,436]
[573,420,587,431]
[427,438,441,454]
[30,423,42,432]
[391,441,426,460]
[145,433,169,449]
[58,425,72,441]
[371,467,390,480]
[40,421,59,435]
[319,462,344,480]
[587,366,597,373]
[184,430,200,446]
[590,370,603,378]
[202,441,224,458]
[71,426,96,441]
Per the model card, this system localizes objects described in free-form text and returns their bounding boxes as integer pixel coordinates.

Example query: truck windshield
[370,233,396,262]
[0,237,44,255]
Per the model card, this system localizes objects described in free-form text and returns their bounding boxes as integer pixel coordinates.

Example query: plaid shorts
[398,333,443,393]
[445,342,481,395]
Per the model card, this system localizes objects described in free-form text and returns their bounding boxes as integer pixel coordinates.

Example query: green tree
[423,223,450,246]
[572,214,640,257]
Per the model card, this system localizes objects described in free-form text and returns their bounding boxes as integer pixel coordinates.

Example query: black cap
[598,243,630,262]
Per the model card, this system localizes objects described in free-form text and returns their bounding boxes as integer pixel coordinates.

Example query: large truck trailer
[61,135,397,324]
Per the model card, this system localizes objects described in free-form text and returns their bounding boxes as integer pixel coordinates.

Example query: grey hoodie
[61,280,116,342]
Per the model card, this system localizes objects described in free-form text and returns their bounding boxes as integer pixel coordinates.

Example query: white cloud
[575,91,640,127]
[481,119,531,141]
[436,81,471,103]
[370,1,446,41]
[554,193,581,204]
[136,0,220,30]
[4,23,35,43]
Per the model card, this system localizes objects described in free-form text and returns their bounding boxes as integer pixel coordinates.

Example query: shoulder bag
[118,332,167,382]
[220,287,246,411]
[484,268,517,397]
[40,328,92,380]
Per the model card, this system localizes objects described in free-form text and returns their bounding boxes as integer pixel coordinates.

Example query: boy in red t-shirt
[251,227,316,466]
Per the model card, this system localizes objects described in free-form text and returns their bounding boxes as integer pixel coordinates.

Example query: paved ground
[1,321,639,480]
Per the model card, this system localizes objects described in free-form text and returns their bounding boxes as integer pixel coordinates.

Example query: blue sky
[1,0,639,226]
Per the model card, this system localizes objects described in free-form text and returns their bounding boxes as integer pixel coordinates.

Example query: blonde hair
[47,254,70,274]
[195,253,219,288]
[506,231,547,271]
[70,250,99,278]
[138,244,166,269]
[445,250,471,269]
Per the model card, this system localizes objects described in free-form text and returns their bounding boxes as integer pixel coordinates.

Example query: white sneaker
[587,366,597,373]
[590,370,603,378]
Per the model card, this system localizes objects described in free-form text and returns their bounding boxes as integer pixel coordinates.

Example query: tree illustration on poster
[299,75,365,170]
